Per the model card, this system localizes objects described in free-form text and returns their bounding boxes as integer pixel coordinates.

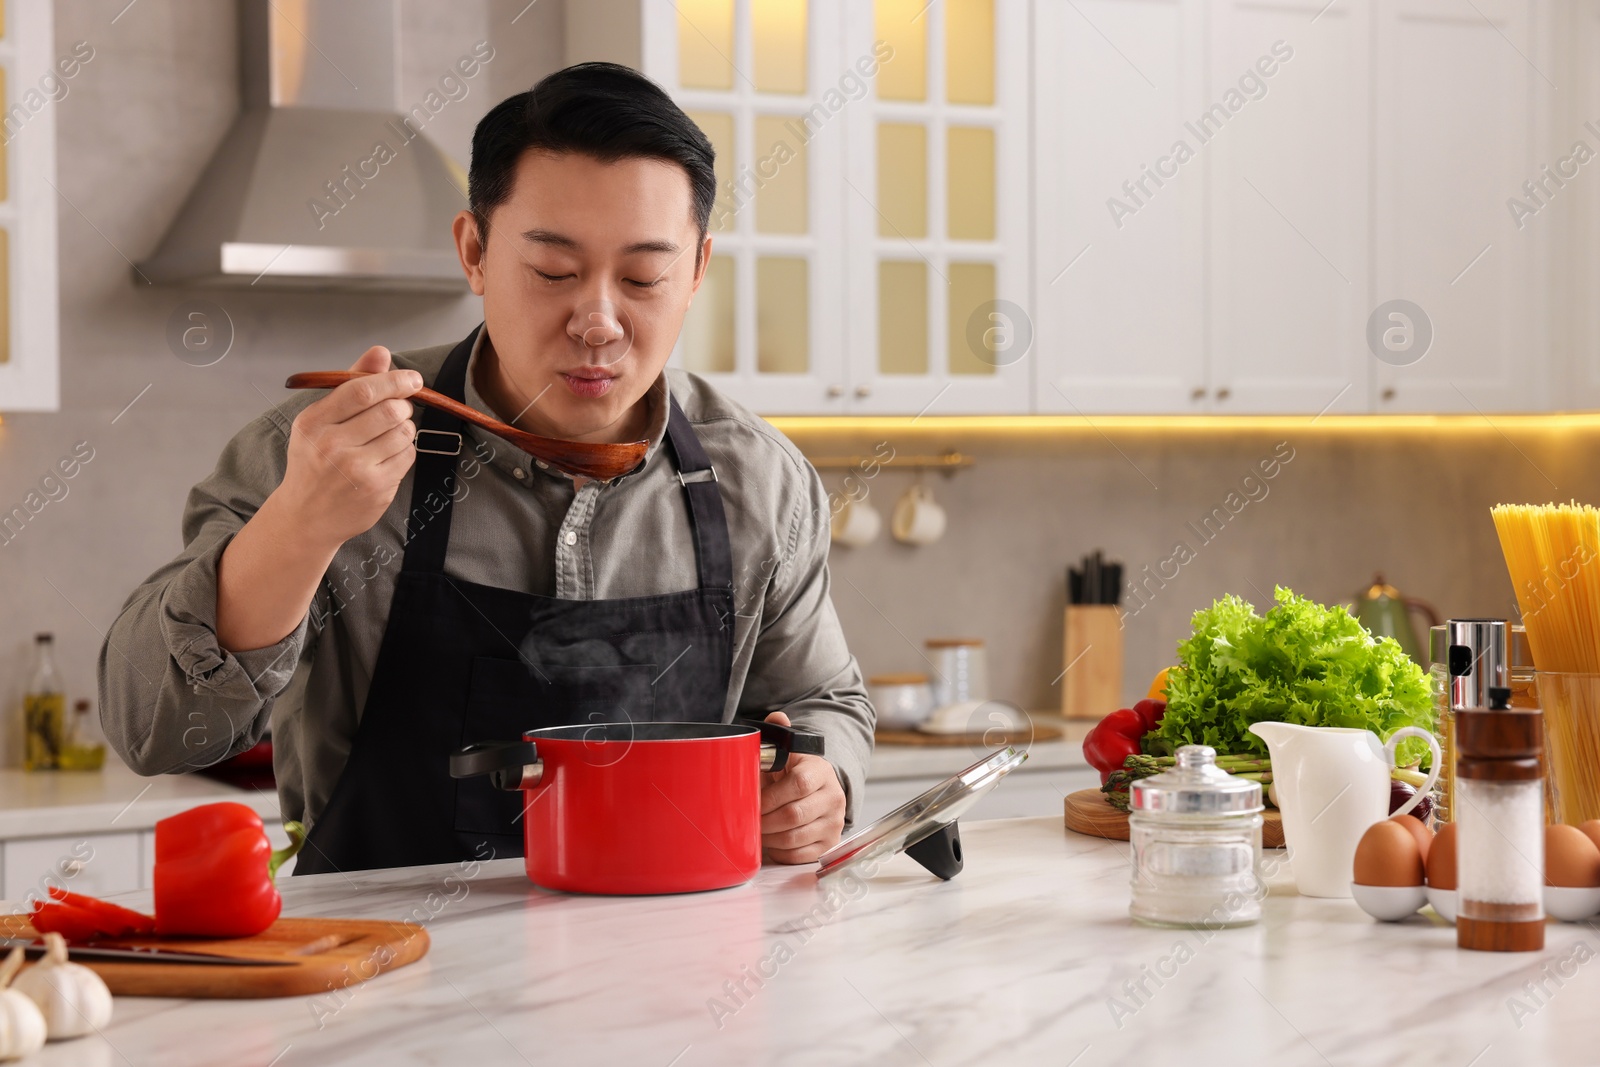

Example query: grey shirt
[99,331,874,836]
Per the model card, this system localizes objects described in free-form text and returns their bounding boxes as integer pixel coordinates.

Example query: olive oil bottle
[23,633,65,771]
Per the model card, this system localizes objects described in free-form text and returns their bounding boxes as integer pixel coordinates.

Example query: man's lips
[560,369,616,398]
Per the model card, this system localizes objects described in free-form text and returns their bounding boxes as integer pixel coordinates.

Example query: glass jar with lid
[1128,745,1264,928]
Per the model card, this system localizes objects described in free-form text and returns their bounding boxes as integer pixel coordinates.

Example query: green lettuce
[1149,587,1434,766]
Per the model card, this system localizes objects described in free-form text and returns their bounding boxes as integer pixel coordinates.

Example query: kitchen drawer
[4,832,141,904]
[139,822,296,887]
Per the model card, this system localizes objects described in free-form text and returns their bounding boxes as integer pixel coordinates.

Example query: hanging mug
[892,484,946,546]
[831,491,882,548]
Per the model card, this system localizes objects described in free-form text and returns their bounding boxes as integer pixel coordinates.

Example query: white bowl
[869,677,935,730]
[1545,885,1600,922]
[918,699,1027,735]
[1426,887,1457,924]
[1352,882,1426,921]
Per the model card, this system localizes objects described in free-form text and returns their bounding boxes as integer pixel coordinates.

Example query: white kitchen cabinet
[1033,0,1210,415]
[0,2,62,411]
[3,832,140,904]
[1035,0,1561,415]
[1563,2,1600,409]
[1205,1,1372,416]
[619,0,1565,415]
[639,0,1031,415]
[1371,0,1548,413]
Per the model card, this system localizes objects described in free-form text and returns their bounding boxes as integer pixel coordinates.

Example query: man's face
[455,150,709,441]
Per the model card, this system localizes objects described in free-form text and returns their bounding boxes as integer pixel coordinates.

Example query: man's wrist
[260,483,346,561]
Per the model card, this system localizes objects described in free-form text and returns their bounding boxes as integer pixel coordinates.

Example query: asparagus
[1100,751,1273,811]
[1121,753,1271,775]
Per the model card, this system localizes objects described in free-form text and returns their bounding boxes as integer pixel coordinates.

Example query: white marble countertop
[867,716,1090,780]
[44,816,1600,1066]
[0,759,278,838]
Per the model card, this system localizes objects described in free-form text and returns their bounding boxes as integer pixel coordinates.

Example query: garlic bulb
[12,933,112,1040]
[0,947,46,1060]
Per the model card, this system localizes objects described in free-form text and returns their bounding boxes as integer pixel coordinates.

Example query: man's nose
[567,291,627,349]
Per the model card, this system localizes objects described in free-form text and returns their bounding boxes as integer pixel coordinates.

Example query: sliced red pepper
[1083,708,1147,785]
[47,887,155,936]
[31,900,114,941]
[154,802,305,938]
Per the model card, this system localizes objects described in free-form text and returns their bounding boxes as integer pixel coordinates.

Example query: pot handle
[449,741,543,792]
[744,718,826,773]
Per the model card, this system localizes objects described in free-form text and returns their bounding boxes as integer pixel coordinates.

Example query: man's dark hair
[468,62,717,253]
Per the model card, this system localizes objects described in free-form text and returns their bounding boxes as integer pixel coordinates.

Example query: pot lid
[1129,745,1262,815]
[816,745,1027,879]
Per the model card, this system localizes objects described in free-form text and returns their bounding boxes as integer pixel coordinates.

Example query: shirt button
[563,531,577,546]
[536,460,549,470]
[512,468,525,480]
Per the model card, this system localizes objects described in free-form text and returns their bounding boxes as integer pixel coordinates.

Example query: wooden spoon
[284,371,648,481]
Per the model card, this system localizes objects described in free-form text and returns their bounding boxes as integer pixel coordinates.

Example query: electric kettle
[1352,573,1440,665]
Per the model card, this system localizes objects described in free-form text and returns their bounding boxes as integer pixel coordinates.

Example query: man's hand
[760,711,846,864]
[216,346,419,653]
[277,346,422,553]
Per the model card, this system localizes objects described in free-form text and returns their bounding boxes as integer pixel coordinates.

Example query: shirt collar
[459,326,672,486]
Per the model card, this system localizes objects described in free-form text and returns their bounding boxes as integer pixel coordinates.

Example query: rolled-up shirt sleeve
[100,404,313,775]
[737,461,876,825]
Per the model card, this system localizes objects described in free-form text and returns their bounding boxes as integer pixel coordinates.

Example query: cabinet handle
[826,384,844,399]
[1381,387,1396,401]
[1215,387,1231,401]
[854,384,872,398]
[1191,387,1207,401]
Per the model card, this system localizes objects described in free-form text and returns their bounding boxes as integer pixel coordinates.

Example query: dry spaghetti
[1492,503,1600,822]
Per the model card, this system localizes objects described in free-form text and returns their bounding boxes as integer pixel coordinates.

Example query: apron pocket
[453,656,657,837]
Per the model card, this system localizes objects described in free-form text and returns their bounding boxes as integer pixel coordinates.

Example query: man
[101,63,874,873]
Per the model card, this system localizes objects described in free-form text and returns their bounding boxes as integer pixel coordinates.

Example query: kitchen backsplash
[0,1,1588,765]
[787,422,1590,713]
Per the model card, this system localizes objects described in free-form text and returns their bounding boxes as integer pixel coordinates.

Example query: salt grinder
[1455,685,1544,952]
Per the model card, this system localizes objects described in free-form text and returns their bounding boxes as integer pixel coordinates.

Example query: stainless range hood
[137,0,470,292]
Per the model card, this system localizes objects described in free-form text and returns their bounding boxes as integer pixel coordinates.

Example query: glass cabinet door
[646,0,1028,415]
[842,0,1030,414]
[0,0,60,412]
[647,0,848,414]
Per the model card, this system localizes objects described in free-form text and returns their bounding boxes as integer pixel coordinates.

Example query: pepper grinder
[1455,685,1544,952]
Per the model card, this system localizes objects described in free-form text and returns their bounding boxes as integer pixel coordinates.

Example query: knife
[0,937,291,967]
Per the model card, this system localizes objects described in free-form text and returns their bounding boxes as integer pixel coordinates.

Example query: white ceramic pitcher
[1247,722,1441,898]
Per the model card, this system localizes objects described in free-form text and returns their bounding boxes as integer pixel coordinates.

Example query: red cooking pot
[449,719,824,895]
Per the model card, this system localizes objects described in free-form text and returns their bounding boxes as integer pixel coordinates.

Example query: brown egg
[1389,814,1433,866]
[1426,823,1457,890]
[1579,819,1600,856]
[1545,824,1600,888]
[1353,820,1425,887]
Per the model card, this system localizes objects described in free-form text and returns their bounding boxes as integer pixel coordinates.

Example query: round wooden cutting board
[1064,788,1285,848]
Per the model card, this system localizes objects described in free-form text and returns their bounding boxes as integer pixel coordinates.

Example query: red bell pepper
[1082,708,1147,785]
[154,803,305,938]
[1131,698,1167,734]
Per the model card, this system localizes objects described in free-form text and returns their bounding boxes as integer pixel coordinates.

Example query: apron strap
[664,396,735,591]
[401,326,478,575]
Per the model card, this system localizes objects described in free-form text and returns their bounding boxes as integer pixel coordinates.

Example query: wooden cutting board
[1064,788,1285,848]
[874,724,1065,747]
[0,916,429,999]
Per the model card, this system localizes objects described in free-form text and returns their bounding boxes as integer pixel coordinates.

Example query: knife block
[1061,606,1124,720]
